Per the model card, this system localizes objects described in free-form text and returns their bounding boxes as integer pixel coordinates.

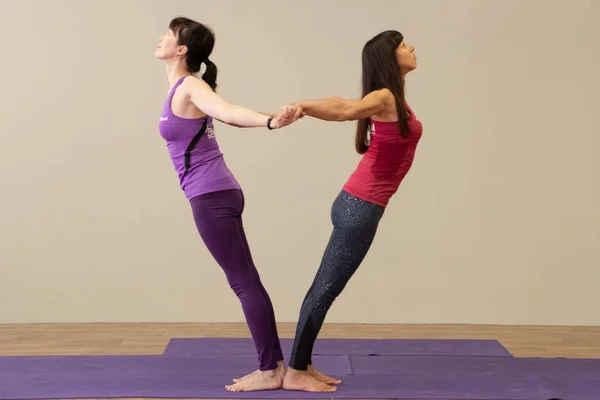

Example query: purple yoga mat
[163,337,514,357]
[0,354,348,399]
[0,371,555,400]
[349,355,600,400]
[332,373,554,399]
[350,354,600,376]
[2,352,599,399]
[0,372,329,399]
[0,354,351,377]
[2,337,598,400]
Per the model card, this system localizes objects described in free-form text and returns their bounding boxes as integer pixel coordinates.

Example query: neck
[165,59,190,87]
[400,66,411,80]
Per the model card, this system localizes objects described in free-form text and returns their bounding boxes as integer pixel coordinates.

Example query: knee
[312,287,343,312]
[228,276,262,300]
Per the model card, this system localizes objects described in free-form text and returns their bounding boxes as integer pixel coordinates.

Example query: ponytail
[202,59,218,91]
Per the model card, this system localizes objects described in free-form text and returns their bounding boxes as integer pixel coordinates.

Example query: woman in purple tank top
[155,17,302,392]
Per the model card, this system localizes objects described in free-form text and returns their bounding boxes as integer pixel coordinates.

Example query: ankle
[259,369,277,376]
[286,367,307,376]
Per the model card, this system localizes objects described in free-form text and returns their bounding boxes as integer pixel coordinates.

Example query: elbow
[226,121,244,128]
[330,97,352,122]
[337,98,356,121]
[338,107,355,122]
[220,118,236,126]
[216,104,239,126]
[336,113,350,122]
[214,116,238,127]
[220,112,237,126]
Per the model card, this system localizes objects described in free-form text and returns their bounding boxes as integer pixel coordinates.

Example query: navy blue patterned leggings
[289,190,385,370]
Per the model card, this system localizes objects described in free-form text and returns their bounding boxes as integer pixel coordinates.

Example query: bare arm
[258,111,278,117]
[294,90,391,122]
[183,76,294,128]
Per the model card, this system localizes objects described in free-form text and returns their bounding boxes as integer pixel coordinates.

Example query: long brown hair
[355,30,410,154]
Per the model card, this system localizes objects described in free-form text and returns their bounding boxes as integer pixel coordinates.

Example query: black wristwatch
[267,117,274,130]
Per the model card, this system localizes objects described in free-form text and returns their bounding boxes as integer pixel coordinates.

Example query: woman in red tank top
[282,30,423,392]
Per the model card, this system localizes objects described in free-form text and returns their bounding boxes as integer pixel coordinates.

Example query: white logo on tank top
[159,116,168,122]
[207,127,215,138]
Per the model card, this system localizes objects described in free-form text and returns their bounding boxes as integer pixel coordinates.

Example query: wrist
[296,101,311,114]
[267,116,278,129]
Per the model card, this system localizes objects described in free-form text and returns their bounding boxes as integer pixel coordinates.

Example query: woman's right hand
[270,105,304,129]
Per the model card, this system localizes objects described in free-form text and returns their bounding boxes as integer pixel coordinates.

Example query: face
[155,29,186,60]
[396,40,417,74]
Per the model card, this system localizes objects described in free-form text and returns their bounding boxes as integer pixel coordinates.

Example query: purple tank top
[158,75,240,199]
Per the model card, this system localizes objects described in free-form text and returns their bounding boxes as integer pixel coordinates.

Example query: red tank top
[343,106,423,207]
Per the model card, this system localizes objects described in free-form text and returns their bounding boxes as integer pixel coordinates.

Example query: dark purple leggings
[190,189,283,371]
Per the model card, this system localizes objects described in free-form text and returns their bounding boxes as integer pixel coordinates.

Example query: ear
[177,45,188,56]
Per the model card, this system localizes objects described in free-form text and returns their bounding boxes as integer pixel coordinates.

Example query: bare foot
[282,368,337,392]
[225,369,283,392]
[276,360,287,380]
[232,369,258,383]
[232,361,286,383]
[308,364,342,384]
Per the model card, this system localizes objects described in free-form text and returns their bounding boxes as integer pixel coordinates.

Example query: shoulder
[361,88,395,115]
[361,88,394,111]
[355,88,393,107]
[180,75,212,94]
[368,88,393,102]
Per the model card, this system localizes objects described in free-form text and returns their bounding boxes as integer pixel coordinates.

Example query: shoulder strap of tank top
[167,75,190,100]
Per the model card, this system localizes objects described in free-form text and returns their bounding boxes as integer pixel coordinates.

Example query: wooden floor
[2,321,600,357]
[2,322,599,399]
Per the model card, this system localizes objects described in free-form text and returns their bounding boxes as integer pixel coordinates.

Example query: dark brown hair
[169,17,218,91]
[355,30,410,154]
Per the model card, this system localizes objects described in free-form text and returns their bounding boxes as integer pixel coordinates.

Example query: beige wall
[1,0,598,325]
